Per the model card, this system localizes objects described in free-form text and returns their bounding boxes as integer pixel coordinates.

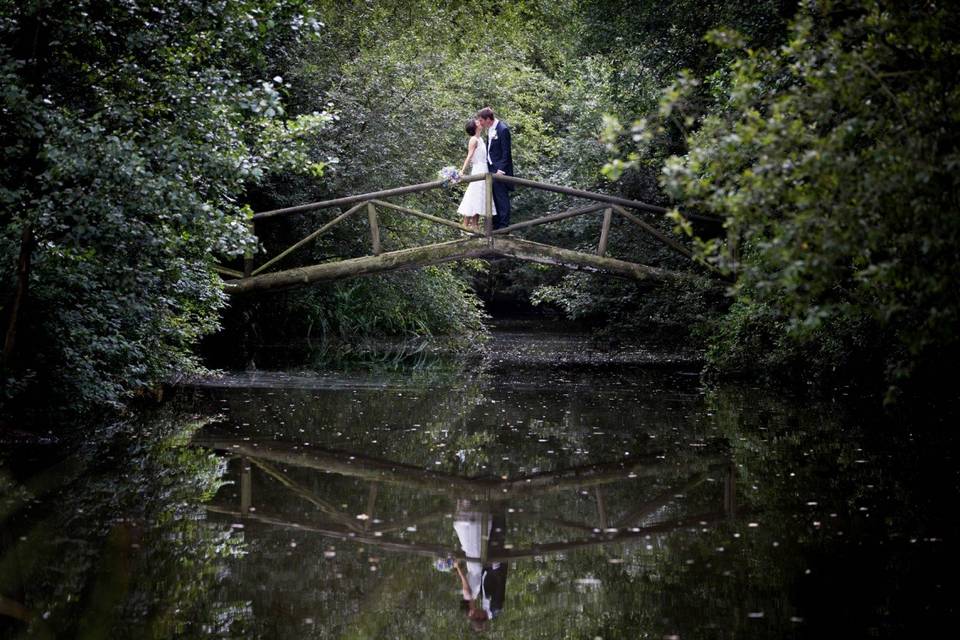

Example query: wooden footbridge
[216,173,718,295]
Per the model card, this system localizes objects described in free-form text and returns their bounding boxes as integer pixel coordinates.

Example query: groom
[476,107,513,229]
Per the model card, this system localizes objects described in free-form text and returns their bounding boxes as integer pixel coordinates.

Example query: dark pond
[2,327,958,639]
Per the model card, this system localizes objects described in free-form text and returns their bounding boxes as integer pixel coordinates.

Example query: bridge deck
[225,236,697,295]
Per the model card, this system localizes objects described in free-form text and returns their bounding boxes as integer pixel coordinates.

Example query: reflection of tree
[5,375,947,637]
[682,385,959,639]
[171,371,746,639]
[179,373,491,471]
[180,371,953,639]
[187,377,954,639]
[0,411,246,638]
[180,370,720,480]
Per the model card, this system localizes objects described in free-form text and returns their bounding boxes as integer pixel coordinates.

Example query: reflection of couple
[451,500,509,632]
[456,107,514,232]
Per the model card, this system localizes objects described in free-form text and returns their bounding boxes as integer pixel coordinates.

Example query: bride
[456,118,496,231]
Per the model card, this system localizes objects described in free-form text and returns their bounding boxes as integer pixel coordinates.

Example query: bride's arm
[455,562,473,601]
[460,137,478,175]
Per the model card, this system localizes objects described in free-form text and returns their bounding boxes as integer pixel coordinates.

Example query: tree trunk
[3,225,34,369]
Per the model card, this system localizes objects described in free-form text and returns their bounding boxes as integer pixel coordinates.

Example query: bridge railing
[215,173,718,281]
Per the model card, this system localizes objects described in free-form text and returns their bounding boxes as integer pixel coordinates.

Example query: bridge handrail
[252,173,487,220]
[492,203,608,235]
[225,173,723,283]
[251,173,719,223]
[250,200,370,276]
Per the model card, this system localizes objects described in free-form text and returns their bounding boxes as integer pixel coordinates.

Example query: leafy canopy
[0,0,329,411]
[647,0,960,393]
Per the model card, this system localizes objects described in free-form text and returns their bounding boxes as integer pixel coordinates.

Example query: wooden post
[240,457,252,514]
[597,207,612,256]
[611,205,694,260]
[480,511,490,565]
[251,201,368,276]
[367,202,381,255]
[484,173,494,243]
[364,483,379,531]
[243,220,255,278]
[595,487,608,531]
[213,265,245,278]
[243,250,254,278]
[248,458,364,531]
[493,204,606,236]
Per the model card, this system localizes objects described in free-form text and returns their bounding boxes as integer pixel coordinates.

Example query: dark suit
[480,510,508,619]
[487,120,514,229]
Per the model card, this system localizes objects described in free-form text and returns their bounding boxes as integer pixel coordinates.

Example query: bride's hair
[464,119,477,136]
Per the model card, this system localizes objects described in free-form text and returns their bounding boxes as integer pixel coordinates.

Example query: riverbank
[197,310,703,375]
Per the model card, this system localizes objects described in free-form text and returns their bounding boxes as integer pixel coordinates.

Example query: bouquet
[438,166,460,186]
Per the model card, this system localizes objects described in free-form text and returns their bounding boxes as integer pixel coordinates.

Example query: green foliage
[264,0,578,200]
[0,0,329,412]
[0,410,245,638]
[266,267,487,342]
[584,0,796,168]
[656,1,960,394]
[700,296,879,383]
[7,0,933,411]
[533,270,723,344]
[514,0,794,343]
[233,0,585,356]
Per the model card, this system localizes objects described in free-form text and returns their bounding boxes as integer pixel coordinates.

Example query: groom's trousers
[492,182,511,229]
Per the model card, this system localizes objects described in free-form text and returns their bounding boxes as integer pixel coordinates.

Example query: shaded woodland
[2,0,957,416]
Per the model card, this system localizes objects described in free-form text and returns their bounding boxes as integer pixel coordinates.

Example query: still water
[2,329,958,639]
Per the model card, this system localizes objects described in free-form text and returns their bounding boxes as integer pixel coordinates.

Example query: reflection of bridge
[194,436,737,563]
[216,174,721,295]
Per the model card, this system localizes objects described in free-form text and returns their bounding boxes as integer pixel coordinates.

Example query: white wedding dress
[457,136,497,218]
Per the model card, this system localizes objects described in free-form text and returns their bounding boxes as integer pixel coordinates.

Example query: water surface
[2,332,957,638]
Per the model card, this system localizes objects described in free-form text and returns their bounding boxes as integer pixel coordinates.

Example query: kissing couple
[456,107,514,232]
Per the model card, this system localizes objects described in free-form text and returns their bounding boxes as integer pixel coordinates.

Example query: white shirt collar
[488,119,499,138]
